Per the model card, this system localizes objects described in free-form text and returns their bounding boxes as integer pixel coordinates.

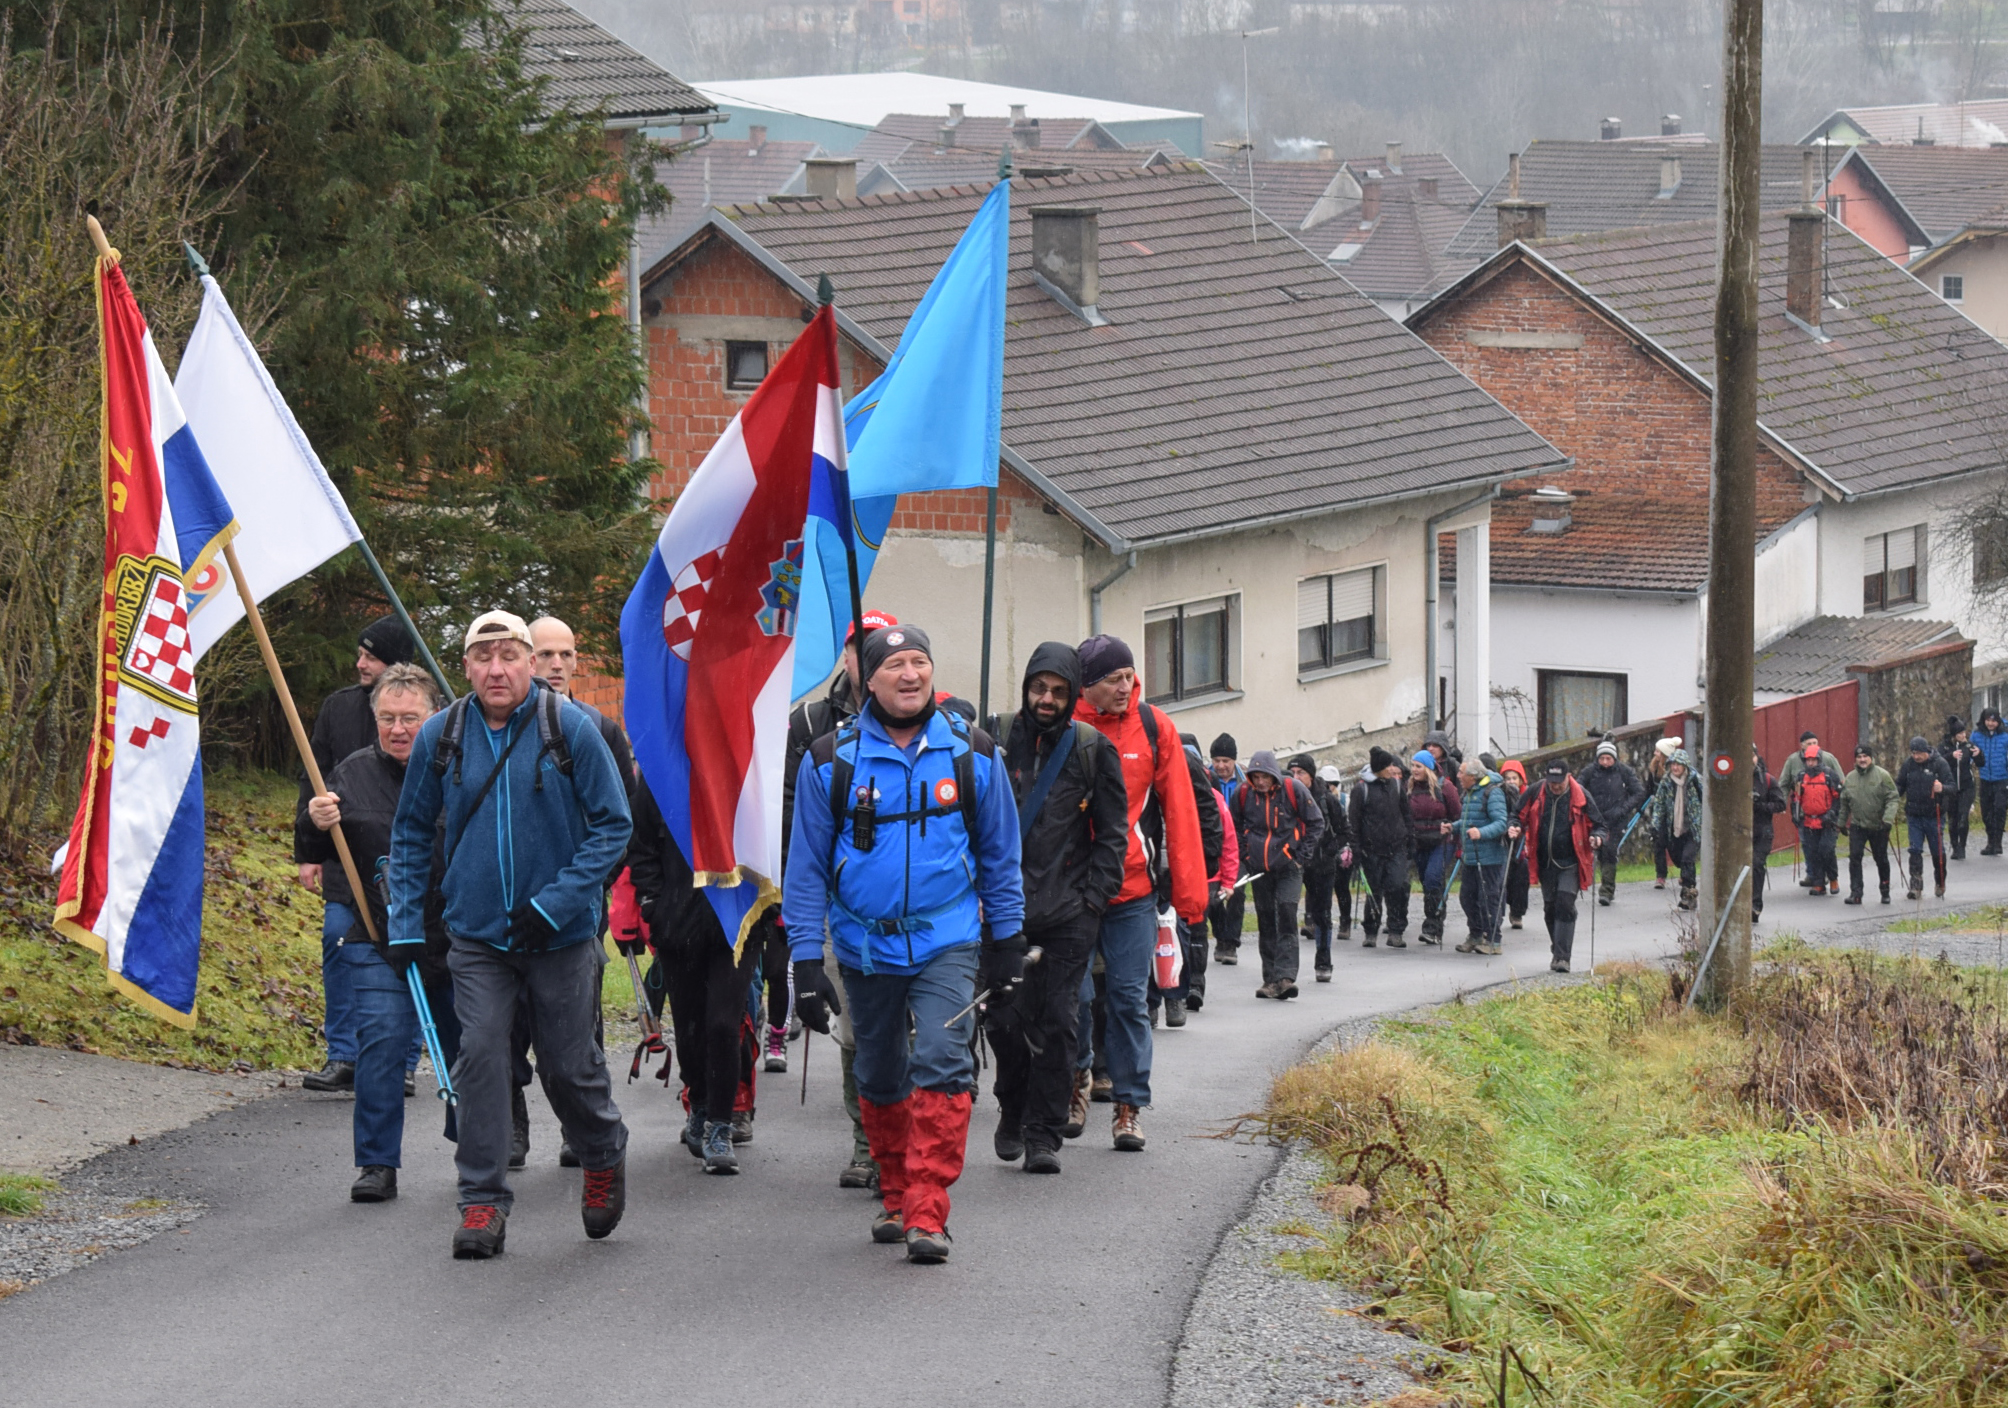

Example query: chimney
[1031,205,1101,312]
[1661,113,1682,137]
[1009,103,1026,124]
[1600,116,1622,141]
[1360,169,1382,226]
[748,124,767,154]
[804,157,858,202]
[1495,151,1547,247]
[1419,175,1438,197]
[940,125,957,148]
[1785,149,1826,327]
[1657,154,1682,199]
[1385,140,1403,173]
[1013,118,1043,150]
[1316,141,1335,161]
[948,102,965,124]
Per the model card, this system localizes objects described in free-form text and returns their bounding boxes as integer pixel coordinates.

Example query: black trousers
[661,934,760,1123]
[1360,852,1411,937]
[991,914,1097,1152]
[1505,856,1529,920]
[1947,789,1976,857]
[1984,779,2008,847]
[1253,866,1304,984]
[1458,862,1505,943]
[1209,884,1247,953]
[1848,826,1891,897]
[1303,862,1338,935]
[1541,864,1580,963]
[1334,862,1356,932]
[1752,848,1769,915]
[1661,830,1700,893]
[757,915,789,1032]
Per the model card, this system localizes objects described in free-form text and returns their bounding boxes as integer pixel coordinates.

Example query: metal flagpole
[181,242,455,704]
[977,150,1011,724]
[819,274,868,653]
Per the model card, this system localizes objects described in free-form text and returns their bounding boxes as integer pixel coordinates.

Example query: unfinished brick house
[1410,197,2008,749]
[638,163,1565,759]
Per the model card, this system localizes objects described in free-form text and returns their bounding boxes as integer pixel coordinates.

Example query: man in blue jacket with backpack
[389,611,633,1261]
[784,624,1024,1264]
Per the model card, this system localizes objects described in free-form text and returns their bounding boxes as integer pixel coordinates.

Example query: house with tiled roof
[1818,145,2008,336]
[1201,147,1482,316]
[1801,99,2008,150]
[1409,206,2008,750]
[637,164,1566,756]
[501,0,716,128]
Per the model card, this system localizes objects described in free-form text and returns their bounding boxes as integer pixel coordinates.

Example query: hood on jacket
[1423,729,1452,753]
[1247,749,1285,782]
[1670,748,1695,771]
[1500,759,1527,784]
[1020,641,1082,737]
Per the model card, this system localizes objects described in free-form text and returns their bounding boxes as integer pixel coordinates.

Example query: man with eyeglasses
[300,663,459,1204]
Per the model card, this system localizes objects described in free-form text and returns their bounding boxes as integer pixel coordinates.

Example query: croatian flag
[54,258,237,1026]
[622,305,844,952]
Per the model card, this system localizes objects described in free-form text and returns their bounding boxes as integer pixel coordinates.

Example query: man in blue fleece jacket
[784,624,1023,1264]
[389,610,632,1260]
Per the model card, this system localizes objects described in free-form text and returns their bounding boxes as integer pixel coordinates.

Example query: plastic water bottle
[1153,905,1181,989]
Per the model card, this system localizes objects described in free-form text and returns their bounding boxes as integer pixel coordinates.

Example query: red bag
[1799,768,1835,828]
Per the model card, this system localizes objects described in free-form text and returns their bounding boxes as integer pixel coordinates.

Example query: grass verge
[1260,954,2008,1406]
[0,1173,56,1217]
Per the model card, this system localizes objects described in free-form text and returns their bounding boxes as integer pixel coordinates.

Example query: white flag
[174,275,362,660]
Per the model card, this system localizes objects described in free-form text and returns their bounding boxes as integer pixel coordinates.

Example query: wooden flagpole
[225,546,381,944]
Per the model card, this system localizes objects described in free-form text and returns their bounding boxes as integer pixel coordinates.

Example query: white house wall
[1487,588,1702,754]
[1754,512,1821,647]
[1814,483,2008,669]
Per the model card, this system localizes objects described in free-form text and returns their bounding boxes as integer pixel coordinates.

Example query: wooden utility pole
[1701,0,1764,1006]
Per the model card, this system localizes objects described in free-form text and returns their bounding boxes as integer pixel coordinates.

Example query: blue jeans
[321,903,360,1062]
[1909,810,1946,887]
[344,944,461,1168]
[843,944,979,1103]
[1092,895,1156,1107]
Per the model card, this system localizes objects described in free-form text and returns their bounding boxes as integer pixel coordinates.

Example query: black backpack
[429,681,573,790]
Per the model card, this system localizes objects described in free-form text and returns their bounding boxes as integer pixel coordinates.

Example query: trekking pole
[800,1026,811,1105]
[944,946,1044,1027]
[623,947,667,1084]
[407,966,457,1105]
[1489,835,1524,949]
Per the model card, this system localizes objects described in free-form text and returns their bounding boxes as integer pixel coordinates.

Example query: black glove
[978,934,1030,997]
[793,958,843,1034]
[507,900,561,952]
[382,941,422,978]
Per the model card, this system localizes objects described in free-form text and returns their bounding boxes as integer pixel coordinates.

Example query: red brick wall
[1416,261,1806,525]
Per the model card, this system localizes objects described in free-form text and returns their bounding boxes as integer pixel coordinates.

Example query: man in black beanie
[295,613,421,1092]
[1206,734,1248,965]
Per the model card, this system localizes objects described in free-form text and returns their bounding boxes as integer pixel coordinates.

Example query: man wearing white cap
[389,610,634,1259]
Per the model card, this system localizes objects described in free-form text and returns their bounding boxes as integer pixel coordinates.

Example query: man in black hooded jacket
[986,643,1128,1174]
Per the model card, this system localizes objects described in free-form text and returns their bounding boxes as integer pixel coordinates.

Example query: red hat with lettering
[846,609,899,643]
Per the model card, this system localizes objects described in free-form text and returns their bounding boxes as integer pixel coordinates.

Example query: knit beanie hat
[860,624,932,681]
[1596,740,1618,760]
[1287,752,1318,776]
[1075,634,1134,687]
[1368,745,1397,773]
[358,614,416,667]
[1411,750,1436,771]
[1655,737,1680,759]
[1209,733,1238,760]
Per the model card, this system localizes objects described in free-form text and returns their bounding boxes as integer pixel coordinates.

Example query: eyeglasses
[376,712,427,730]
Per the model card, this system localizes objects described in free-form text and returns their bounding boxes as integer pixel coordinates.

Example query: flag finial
[817,273,835,306]
[183,242,212,277]
[86,214,120,264]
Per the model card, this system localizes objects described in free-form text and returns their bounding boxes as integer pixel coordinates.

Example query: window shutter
[1328,568,1375,622]
[1297,576,1330,630]
[1864,535,1887,575]
[1888,528,1917,571]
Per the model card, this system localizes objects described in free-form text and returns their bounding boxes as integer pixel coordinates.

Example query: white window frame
[1864,525,1926,613]
[1143,593,1241,709]
[1942,274,1966,304]
[1296,564,1388,682]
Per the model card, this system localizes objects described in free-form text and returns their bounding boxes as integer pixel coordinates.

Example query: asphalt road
[6,861,1994,1408]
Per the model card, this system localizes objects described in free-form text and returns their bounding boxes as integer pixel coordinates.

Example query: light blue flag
[790,180,1010,700]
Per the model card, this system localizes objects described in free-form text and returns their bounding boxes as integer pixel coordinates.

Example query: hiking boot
[1937,880,1947,898]
[1062,1070,1091,1139]
[731,1109,755,1144]
[1455,938,1478,953]
[1385,934,1407,948]
[1336,924,1352,943]
[1844,892,1863,905]
[1550,959,1569,974]
[1477,943,1502,956]
[1908,884,1923,901]
[871,1207,905,1244]
[1149,1003,1160,1028]
[452,1204,507,1259]
[303,1060,354,1093]
[581,1157,627,1238]
[350,1166,397,1203]
[1186,990,1204,1011]
[1417,931,1442,946]
[1653,878,1667,890]
[1678,890,1697,911]
[994,1113,1025,1163]
[1255,980,1276,999]
[404,1070,416,1098]
[701,1121,739,1175]
[764,1026,788,1074]
[1510,915,1524,930]
[1024,1144,1062,1175]
[1215,947,1238,966]
[839,1158,878,1190]
[681,1108,706,1159]
[509,1086,530,1169]
[558,1139,580,1168]
[1598,894,1613,907]
[1881,890,1892,904]
[1276,980,1299,1000]
[1165,997,1188,1027]
[1361,933,1378,948]
[1315,966,1333,982]
[1090,1073,1114,1104]
[905,1226,953,1263]
[1112,1103,1146,1152]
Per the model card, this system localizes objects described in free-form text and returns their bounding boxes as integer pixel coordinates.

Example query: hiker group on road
[289,608,1988,1267]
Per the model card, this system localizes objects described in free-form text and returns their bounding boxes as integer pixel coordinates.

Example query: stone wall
[1852,638,1976,763]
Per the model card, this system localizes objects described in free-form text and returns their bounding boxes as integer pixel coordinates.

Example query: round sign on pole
[1711,752,1735,779]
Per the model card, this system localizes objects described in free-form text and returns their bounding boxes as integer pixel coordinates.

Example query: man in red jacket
[1072,635,1208,1152]
[1510,760,1606,973]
